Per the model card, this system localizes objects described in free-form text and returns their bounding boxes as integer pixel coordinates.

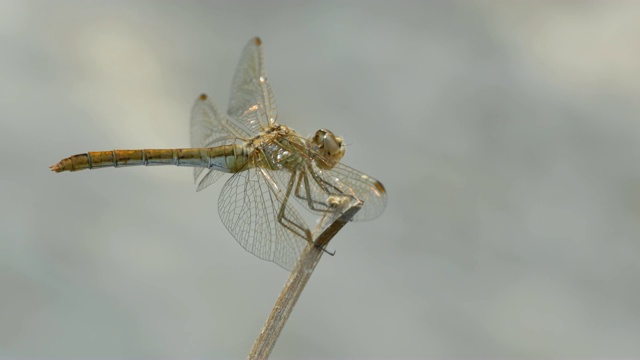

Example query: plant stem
[247,198,363,359]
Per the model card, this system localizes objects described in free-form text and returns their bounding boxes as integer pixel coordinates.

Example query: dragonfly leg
[273,171,336,256]
[307,164,357,208]
[323,247,336,256]
[276,170,314,242]
[293,164,355,214]
[308,165,349,196]
[294,170,334,212]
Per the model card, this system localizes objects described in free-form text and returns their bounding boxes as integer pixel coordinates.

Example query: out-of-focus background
[2,0,640,357]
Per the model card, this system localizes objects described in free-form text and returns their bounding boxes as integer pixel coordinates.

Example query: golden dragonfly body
[51,37,387,270]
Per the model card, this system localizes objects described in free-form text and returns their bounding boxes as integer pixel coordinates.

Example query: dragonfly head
[311,129,345,169]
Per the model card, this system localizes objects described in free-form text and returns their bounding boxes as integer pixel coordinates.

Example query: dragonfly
[50,37,387,270]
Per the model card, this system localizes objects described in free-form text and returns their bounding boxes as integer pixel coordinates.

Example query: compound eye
[324,135,340,156]
[311,129,345,169]
[313,129,327,143]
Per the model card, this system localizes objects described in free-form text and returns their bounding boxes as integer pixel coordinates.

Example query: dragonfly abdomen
[50,145,250,173]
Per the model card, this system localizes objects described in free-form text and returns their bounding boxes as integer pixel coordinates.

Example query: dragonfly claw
[314,243,336,256]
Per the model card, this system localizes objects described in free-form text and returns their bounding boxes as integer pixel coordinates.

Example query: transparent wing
[190,94,253,188]
[191,93,253,148]
[276,159,387,222]
[227,37,278,133]
[315,162,387,221]
[195,169,226,192]
[218,164,309,270]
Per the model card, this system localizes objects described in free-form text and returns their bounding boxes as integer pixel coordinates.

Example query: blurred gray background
[2,0,640,357]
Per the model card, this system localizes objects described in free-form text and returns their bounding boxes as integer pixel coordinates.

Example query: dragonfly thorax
[249,125,306,172]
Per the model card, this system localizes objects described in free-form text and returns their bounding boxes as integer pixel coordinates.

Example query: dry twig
[247,197,363,359]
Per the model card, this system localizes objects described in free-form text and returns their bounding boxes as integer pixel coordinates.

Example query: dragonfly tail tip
[50,163,63,173]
